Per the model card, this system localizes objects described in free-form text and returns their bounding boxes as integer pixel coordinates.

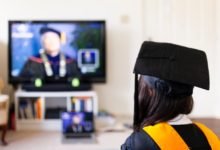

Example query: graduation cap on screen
[133,41,210,128]
[40,27,61,37]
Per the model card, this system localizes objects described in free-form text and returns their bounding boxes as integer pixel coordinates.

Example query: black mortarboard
[40,27,61,37]
[133,41,210,129]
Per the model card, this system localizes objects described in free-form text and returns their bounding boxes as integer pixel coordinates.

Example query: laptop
[61,112,95,140]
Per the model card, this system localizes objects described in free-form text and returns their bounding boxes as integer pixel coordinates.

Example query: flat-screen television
[8,20,106,85]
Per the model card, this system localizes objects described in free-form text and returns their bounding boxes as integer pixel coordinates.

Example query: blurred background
[0,0,220,149]
[1,0,220,118]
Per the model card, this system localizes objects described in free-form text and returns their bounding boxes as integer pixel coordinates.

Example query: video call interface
[61,112,94,134]
[10,21,105,79]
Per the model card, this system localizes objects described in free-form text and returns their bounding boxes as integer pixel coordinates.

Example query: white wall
[143,0,219,118]
[215,0,220,118]
[0,0,219,118]
[0,0,143,116]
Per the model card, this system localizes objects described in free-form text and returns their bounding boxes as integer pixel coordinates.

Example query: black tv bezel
[8,20,106,85]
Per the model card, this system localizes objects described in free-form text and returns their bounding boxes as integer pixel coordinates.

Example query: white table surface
[2,130,132,150]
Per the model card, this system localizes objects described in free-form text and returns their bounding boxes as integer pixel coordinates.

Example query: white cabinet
[15,90,98,131]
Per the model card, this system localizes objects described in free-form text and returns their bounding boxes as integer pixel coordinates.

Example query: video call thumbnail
[62,112,94,134]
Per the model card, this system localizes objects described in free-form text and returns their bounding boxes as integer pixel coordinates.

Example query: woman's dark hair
[135,75,194,131]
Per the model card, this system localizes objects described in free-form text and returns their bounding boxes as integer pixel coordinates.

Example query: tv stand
[21,83,92,91]
[15,90,98,131]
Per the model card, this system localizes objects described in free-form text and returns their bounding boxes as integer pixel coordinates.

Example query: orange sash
[143,122,188,149]
[143,122,220,150]
[195,122,220,150]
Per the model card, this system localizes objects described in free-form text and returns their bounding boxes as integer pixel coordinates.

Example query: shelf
[15,90,98,131]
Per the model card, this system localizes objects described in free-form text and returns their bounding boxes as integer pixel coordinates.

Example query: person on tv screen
[19,27,80,79]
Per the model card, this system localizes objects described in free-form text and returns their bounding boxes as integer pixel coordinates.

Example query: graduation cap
[133,41,210,128]
[40,27,61,38]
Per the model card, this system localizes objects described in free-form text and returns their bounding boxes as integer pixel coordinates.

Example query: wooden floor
[192,118,220,136]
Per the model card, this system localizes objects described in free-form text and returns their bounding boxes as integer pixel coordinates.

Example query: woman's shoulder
[121,129,160,150]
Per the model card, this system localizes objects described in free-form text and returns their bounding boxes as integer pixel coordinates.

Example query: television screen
[8,20,106,84]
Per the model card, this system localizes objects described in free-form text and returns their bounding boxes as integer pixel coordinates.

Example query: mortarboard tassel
[133,73,139,130]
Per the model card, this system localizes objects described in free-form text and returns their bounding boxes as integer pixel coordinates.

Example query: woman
[121,41,220,150]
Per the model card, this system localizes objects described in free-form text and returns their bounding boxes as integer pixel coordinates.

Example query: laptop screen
[61,112,94,134]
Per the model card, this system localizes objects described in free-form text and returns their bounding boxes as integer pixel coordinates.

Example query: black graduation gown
[19,54,80,78]
[121,124,211,150]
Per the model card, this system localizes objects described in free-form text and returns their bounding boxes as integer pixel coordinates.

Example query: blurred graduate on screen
[19,27,80,79]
